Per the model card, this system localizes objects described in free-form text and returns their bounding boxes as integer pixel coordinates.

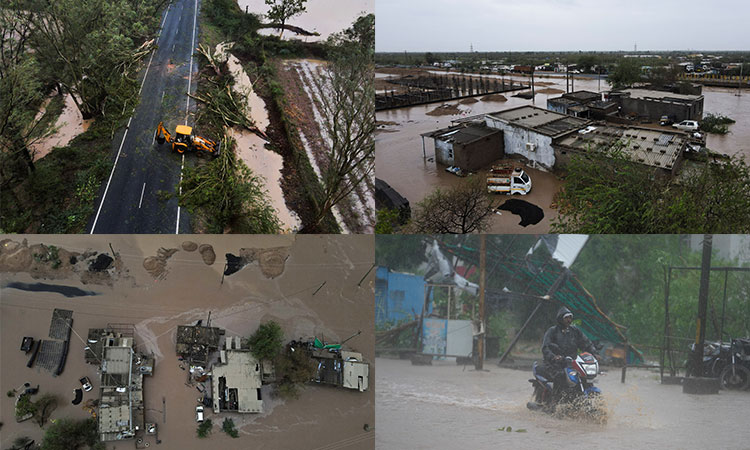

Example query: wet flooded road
[703,86,750,158]
[1,235,374,450]
[376,358,750,450]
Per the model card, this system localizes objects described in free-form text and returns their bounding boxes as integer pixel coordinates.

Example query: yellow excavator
[155,121,221,157]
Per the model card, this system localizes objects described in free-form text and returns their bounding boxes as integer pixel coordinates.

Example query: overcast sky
[376,0,750,52]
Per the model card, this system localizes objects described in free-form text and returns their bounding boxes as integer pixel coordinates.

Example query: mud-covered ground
[376,357,750,450]
[1,235,375,450]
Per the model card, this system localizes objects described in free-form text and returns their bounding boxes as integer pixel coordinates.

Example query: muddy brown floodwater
[376,72,750,233]
[1,235,374,450]
[236,0,373,41]
[376,358,750,450]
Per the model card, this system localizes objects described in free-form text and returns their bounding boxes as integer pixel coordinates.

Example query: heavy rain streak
[375,235,750,450]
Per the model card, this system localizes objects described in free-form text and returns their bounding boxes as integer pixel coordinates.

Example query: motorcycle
[527,352,607,422]
[719,338,750,391]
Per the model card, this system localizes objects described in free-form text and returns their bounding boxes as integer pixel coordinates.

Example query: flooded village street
[1,235,374,449]
[376,358,750,450]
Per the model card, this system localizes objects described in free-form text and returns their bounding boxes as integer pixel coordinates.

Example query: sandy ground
[376,357,750,450]
[1,235,374,450]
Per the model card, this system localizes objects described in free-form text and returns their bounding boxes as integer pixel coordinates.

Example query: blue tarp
[375,267,432,326]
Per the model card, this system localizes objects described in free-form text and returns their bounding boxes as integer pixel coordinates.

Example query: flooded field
[1,235,374,449]
[376,70,750,233]
[376,358,750,450]
[237,0,373,41]
[217,42,302,231]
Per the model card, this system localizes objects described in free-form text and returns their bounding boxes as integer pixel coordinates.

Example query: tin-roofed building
[420,123,504,171]
[175,325,223,367]
[554,125,688,175]
[86,326,154,442]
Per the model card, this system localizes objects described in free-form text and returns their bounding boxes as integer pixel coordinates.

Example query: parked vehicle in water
[672,120,699,131]
[527,352,606,422]
[196,405,204,423]
[719,338,750,391]
[659,115,672,126]
[486,166,532,195]
[79,376,92,392]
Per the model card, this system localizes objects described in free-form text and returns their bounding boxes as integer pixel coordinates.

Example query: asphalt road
[88,0,200,233]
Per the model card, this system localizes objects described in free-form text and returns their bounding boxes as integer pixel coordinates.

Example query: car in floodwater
[673,120,699,131]
[196,405,204,423]
[79,376,92,392]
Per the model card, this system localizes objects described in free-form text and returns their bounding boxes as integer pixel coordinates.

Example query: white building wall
[435,139,455,166]
[485,117,555,169]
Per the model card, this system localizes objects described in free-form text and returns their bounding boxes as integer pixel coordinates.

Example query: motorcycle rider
[541,306,599,384]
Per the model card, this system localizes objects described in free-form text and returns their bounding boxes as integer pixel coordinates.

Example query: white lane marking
[162,91,165,101]
[176,0,199,234]
[139,183,147,208]
[172,43,175,52]
[176,154,184,234]
[91,4,170,233]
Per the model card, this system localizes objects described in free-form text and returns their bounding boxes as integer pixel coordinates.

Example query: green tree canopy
[248,321,284,361]
[608,58,643,88]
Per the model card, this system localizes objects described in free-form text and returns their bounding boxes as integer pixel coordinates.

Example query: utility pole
[475,235,486,371]
[690,234,712,377]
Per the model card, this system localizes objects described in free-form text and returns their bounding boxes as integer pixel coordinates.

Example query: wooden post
[690,235,712,377]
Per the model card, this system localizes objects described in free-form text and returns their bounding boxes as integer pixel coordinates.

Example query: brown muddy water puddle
[376,358,750,450]
[237,0,373,41]
[30,94,93,161]
[216,43,301,231]
[1,235,374,450]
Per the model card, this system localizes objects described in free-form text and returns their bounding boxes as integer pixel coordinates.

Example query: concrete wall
[547,101,568,115]
[485,117,555,169]
[621,97,703,122]
[454,132,504,171]
[435,139,454,166]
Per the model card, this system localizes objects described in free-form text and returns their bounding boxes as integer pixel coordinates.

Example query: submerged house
[420,123,504,171]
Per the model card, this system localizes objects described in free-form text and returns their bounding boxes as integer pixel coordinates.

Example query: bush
[40,418,100,450]
[248,321,284,361]
[15,394,37,419]
[273,345,316,399]
[700,113,735,134]
[221,418,239,438]
[197,419,213,438]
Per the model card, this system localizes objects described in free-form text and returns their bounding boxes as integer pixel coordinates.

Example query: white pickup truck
[486,166,532,195]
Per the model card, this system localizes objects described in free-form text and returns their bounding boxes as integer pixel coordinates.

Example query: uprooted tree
[311,14,375,229]
[264,0,307,38]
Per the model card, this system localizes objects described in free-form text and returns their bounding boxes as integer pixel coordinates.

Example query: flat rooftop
[555,125,686,170]
[421,123,501,145]
[620,89,703,102]
[486,105,590,137]
[562,90,600,102]
[212,339,263,414]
